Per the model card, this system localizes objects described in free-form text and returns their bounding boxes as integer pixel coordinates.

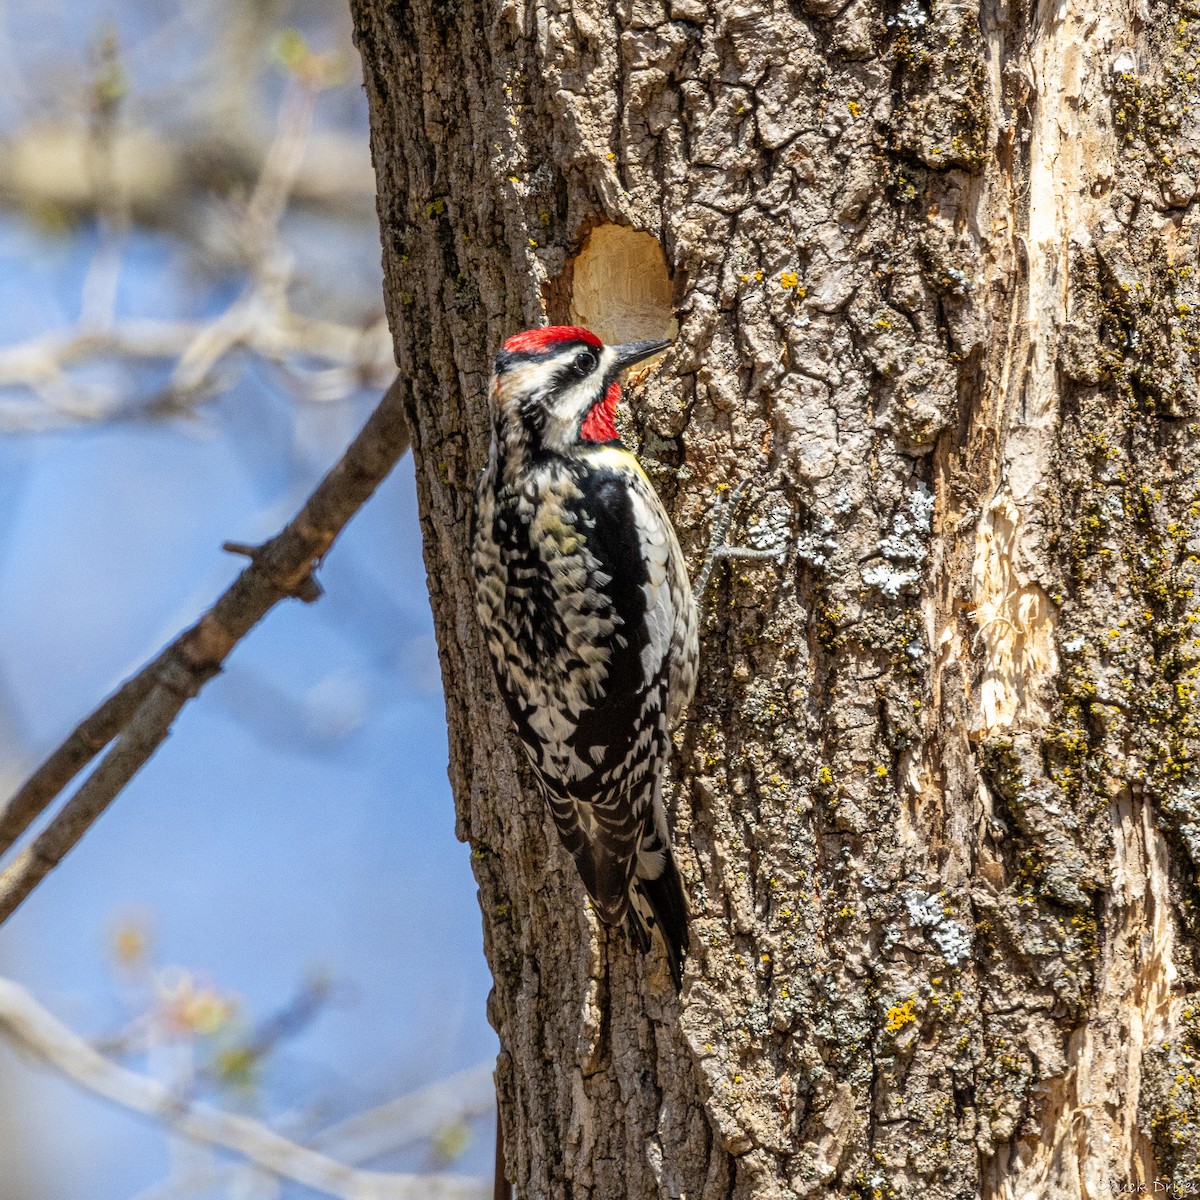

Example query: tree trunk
[349,0,1200,1194]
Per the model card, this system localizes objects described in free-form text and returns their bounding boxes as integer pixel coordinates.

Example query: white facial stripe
[542,343,619,451]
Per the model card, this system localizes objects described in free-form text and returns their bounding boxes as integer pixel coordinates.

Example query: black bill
[611,339,672,372]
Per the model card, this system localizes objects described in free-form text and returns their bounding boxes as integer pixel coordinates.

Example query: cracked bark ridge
[352,0,1200,1194]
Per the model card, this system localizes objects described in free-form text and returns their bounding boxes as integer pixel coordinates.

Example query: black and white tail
[628,843,689,989]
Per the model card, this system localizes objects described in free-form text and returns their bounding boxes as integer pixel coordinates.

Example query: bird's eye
[571,349,597,377]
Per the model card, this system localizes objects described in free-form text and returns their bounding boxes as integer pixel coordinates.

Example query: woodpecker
[471,324,697,987]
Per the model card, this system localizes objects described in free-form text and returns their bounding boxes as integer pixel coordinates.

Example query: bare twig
[0,373,410,923]
[0,649,167,856]
[0,304,395,429]
[244,78,317,258]
[0,976,490,1200]
[123,1061,497,1200]
[78,27,131,333]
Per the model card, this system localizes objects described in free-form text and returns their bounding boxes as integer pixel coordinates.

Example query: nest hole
[567,224,678,345]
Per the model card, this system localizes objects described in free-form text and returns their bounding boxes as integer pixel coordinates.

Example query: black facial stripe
[493,339,595,374]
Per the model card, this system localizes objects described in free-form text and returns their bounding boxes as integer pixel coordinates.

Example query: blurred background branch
[0,28,394,429]
[0,369,410,923]
[0,973,492,1200]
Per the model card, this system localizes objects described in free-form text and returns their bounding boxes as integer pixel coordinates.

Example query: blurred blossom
[154,967,240,1039]
[108,917,151,970]
[430,1118,472,1166]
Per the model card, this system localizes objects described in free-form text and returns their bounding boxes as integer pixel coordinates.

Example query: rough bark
[350,0,1200,1195]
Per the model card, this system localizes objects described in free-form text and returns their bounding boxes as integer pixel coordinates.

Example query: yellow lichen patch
[885,998,917,1033]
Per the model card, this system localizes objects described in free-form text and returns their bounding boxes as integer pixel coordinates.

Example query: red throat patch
[581,381,621,443]
[502,325,602,354]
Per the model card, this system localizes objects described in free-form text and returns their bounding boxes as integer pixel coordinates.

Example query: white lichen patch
[796,512,837,568]
[877,484,934,561]
[942,266,975,295]
[904,892,943,927]
[743,501,793,558]
[1111,49,1137,77]
[904,891,971,966]
[863,483,934,597]
[863,563,921,598]
[929,921,971,966]
[886,0,928,30]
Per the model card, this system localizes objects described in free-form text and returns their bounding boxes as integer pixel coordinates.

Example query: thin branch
[0,308,396,429]
[0,372,411,923]
[0,976,490,1200]
[0,682,191,923]
[0,649,167,856]
[243,78,317,261]
[309,1062,496,1163]
[123,1062,497,1200]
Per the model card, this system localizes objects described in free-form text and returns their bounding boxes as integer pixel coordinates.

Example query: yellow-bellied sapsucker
[471,325,697,986]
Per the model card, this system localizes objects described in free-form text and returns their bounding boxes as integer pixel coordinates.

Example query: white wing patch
[618,466,698,729]
[628,485,674,683]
